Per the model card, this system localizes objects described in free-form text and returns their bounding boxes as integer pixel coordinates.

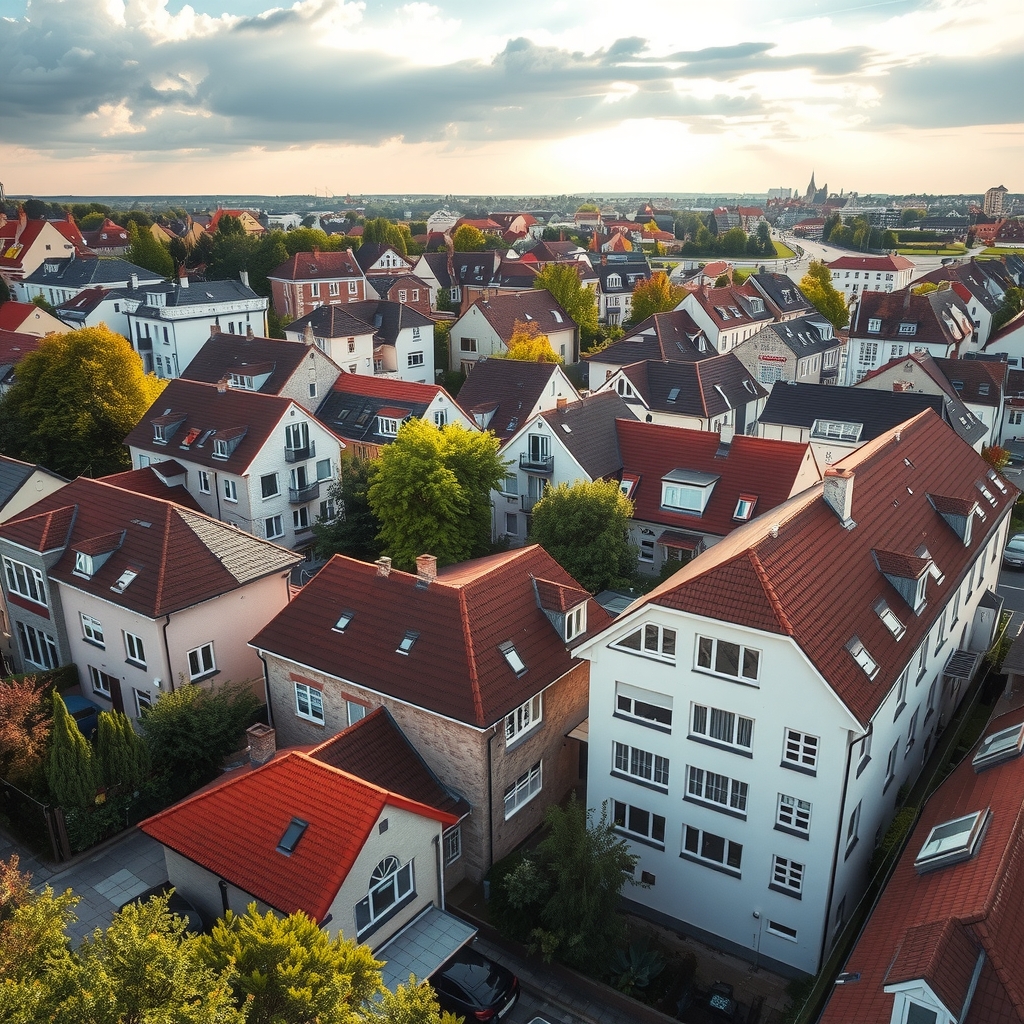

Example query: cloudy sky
[1,0,1021,197]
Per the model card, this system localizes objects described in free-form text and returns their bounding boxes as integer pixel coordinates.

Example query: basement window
[277,818,309,856]
[914,809,988,874]
[973,723,1024,772]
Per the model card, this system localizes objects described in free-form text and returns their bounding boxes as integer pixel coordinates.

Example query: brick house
[250,546,611,884]
[732,314,843,387]
[267,250,368,321]
[366,273,433,316]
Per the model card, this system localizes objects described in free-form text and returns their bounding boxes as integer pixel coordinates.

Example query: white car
[1004,534,1024,569]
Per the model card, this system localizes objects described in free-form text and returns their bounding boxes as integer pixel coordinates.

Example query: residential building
[0,477,299,718]
[79,218,130,256]
[206,209,265,235]
[737,207,766,232]
[747,273,815,322]
[592,255,652,325]
[124,378,344,551]
[984,312,1024,368]
[16,254,165,306]
[827,255,915,304]
[617,421,820,574]
[0,327,43,394]
[733,314,843,387]
[267,250,368,321]
[365,273,433,315]
[354,243,416,279]
[250,546,611,883]
[983,184,1008,218]
[593,355,768,440]
[0,300,68,337]
[454,358,580,443]
[494,393,637,544]
[53,286,135,339]
[846,288,975,384]
[678,284,775,354]
[0,211,87,287]
[316,374,476,460]
[915,260,1012,346]
[412,251,501,308]
[573,409,1014,975]
[282,308,376,372]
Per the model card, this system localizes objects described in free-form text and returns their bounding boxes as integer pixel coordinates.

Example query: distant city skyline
[1,0,1020,197]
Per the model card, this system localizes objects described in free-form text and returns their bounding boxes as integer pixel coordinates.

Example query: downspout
[214,471,223,521]
[257,649,275,729]
[161,614,175,692]
[487,726,497,872]
[218,879,230,915]
[434,833,445,911]
[820,730,857,970]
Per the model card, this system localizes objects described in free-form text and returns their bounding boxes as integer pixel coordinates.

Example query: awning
[567,718,589,742]
[658,530,702,551]
[943,649,981,681]
[376,906,477,992]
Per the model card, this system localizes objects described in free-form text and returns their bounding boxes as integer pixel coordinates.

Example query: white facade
[450,304,578,371]
[284,324,377,376]
[845,335,956,386]
[829,263,913,304]
[678,292,770,354]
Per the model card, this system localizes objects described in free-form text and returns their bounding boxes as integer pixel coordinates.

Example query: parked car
[120,883,205,933]
[63,694,102,740]
[1004,534,1024,569]
[430,946,520,1022]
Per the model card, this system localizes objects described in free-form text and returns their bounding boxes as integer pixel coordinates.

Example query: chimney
[303,323,315,347]
[823,467,856,528]
[375,556,392,577]
[246,324,254,339]
[556,396,568,411]
[178,265,189,289]
[240,269,250,289]
[416,554,437,585]
[209,323,221,338]
[217,375,231,393]
[130,272,139,290]
[246,723,276,767]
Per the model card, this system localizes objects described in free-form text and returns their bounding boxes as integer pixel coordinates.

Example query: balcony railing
[519,452,554,474]
[285,440,315,463]
[289,481,321,504]
[521,494,542,512]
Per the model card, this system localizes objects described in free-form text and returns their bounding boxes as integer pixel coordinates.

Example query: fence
[0,777,70,862]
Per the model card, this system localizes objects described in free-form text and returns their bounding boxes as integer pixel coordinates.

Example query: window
[885,741,899,790]
[973,722,1024,771]
[691,704,754,752]
[502,473,519,495]
[846,637,879,679]
[612,623,676,662]
[295,681,324,724]
[771,855,804,897]
[124,631,146,667]
[914,809,988,873]
[858,342,879,365]
[506,694,542,744]
[293,507,310,531]
[682,824,742,874]
[378,417,399,436]
[397,630,419,654]
[565,604,586,641]
[346,700,366,726]
[686,765,747,814]
[776,794,811,837]
[17,622,59,669]
[328,281,340,296]
[615,377,634,398]
[615,743,670,789]
[310,281,320,297]
[616,682,672,729]
[613,800,666,846]
[74,551,94,577]
[810,419,862,442]
[348,279,358,295]
[265,515,284,539]
[905,708,919,756]
[898,322,917,335]
[197,470,210,494]
[767,921,797,941]
[354,856,415,937]
[285,421,310,453]
[783,729,818,774]
[639,538,654,561]
[894,669,909,718]
[407,351,424,367]
[433,409,448,428]
[88,665,116,698]
[187,642,215,680]
[459,337,477,352]
[81,613,105,647]
[223,478,238,502]
[3,556,46,605]
[867,317,881,333]
[662,481,713,514]
[261,473,280,499]
[444,828,462,865]
[504,761,542,818]
[500,642,526,675]
[875,600,906,639]
[505,512,518,536]
[734,496,757,521]
[696,635,760,684]
[134,688,153,716]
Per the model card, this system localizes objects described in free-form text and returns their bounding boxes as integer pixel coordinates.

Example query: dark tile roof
[251,546,611,728]
[367,273,430,298]
[21,256,163,289]
[267,250,361,282]
[917,261,1004,315]
[353,243,413,273]
[315,375,442,444]
[285,305,376,340]
[0,327,42,384]
[181,334,316,394]
[755,314,841,358]
[54,286,111,321]
[587,310,715,366]
[617,355,767,417]
[850,288,974,352]
[128,278,262,310]
[539,392,638,479]
[288,300,431,348]
[470,289,576,339]
[749,272,815,317]
[933,357,1005,407]
[593,261,652,293]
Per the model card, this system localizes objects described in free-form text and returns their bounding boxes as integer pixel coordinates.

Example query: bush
[869,805,917,876]
[486,850,543,943]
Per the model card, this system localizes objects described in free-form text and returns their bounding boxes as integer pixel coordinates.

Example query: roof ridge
[693,358,710,418]
[748,549,795,635]
[152,502,174,615]
[458,586,486,727]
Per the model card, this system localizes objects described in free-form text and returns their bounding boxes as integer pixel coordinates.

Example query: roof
[140,750,456,923]
[820,705,1024,1023]
[80,219,129,249]
[20,256,162,290]
[614,355,767,417]
[0,327,42,379]
[251,545,612,729]
[354,243,412,273]
[0,456,54,515]
[537,392,638,479]
[181,334,318,395]
[593,262,652,293]
[689,283,775,332]
[753,315,840,358]
[588,311,716,365]
[620,410,1016,726]
[467,289,576,340]
[455,358,578,441]
[310,706,469,819]
[851,288,975,353]
[267,250,361,282]
[933,357,1005,407]
[617,420,817,536]
[749,273,815,317]
[0,302,55,333]
[54,286,112,320]
[827,254,915,272]
[98,466,205,512]
[916,261,1005,315]
[0,477,299,617]
[288,300,431,348]
[367,273,431,299]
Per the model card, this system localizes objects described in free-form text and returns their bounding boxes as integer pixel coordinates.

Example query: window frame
[505,694,543,745]
[265,515,284,540]
[3,556,46,605]
[88,664,116,698]
[444,827,462,865]
[124,631,147,668]
[504,761,542,819]
[187,642,216,681]
[691,703,754,755]
[685,764,747,817]
[197,470,211,494]
[782,728,819,775]
[611,623,677,663]
[770,854,805,898]
[260,473,280,499]
[223,478,238,502]
[17,621,59,670]
[354,857,415,939]
[81,613,105,648]
[614,742,670,791]
[681,823,742,875]
[294,681,325,724]
[615,682,672,731]
[695,634,761,685]
[612,799,666,848]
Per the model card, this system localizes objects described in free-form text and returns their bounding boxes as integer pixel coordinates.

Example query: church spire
[806,172,817,200]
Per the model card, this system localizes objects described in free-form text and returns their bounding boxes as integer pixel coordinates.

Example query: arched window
[354,856,415,937]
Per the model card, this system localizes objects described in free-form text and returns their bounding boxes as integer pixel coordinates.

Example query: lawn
[733,267,755,282]
[773,240,796,259]
[896,245,967,256]
[981,246,1024,256]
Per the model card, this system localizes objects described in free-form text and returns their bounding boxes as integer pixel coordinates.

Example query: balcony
[521,494,542,512]
[289,481,321,504]
[519,452,554,474]
[285,440,315,463]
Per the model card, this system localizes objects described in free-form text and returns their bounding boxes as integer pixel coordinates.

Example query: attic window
[976,480,997,506]
[973,723,1024,772]
[898,322,917,335]
[667,387,680,403]
[661,469,719,515]
[213,439,229,458]
[110,568,138,594]
[846,637,879,679]
[619,476,638,499]
[277,818,309,856]
[979,383,990,396]
[951,379,964,391]
[749,297,764,313]
[728,306,742,318]
[333,610,354,632]
[810,419,862,442]
[867,318,882,333]
[551,310,563,323]
[500,641,527,676]
[396,630,419,655]
[874,599,906,639]
[74,552,94,578]
[565,603,587,642]
[781,289,792,303]
[914,809,988,874]
[560,423,572,434]
[733,495,757,521]
[988,469,1008,493]
[714,306,730,320]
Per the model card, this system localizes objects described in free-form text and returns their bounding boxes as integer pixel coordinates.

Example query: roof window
[714,306,730,320]
[667,387,680,403]
[846,636,879,679]
[551,310,563,323]
[110,568,138,594]
[976,480,997,506]
[988,469,1008,493]
[874,599,906,639]
[733,495,757,521]
[396,630,419,655]
[810,419,862,443]
[74,551,94,578]
[728,306,742,318]
[500,641,527,676]
[333,610,354,632]
[914,809,989,874]
[973,722,1024,772]
[277,817,309,856]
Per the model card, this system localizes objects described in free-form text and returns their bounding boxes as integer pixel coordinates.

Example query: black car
[430,946,520,1022]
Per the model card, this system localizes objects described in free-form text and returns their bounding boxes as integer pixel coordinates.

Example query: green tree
[367,982,462,1024]
[362,218,408,255]
[0,676,51,792]
[628,272,684,326]
[993,287,1024,332]
[714,272,731,287]
[529,479,636,593]
[0,275,10,304]
[755,219,773,254]
[799,260,849,329]
[0,326,166,477]
[368,420,506,570]
[125,222,174,278]
[694,224,718,254]
[822,211,842,243]
[313,454,382,563]
[216,213,244,236]
[882,229,899,249]
[718,226,748,257]
[198,904,381,1024]
[533,262,598,344]
[78,211,105,230]
[451,224,487,252]
[435,287,457,313]
[433,319,452,370]
[31,294,56,314]
[46,692,100,808]
[96,710,150,792]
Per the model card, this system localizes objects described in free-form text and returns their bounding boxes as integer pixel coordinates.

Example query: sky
[0,0,1021,198]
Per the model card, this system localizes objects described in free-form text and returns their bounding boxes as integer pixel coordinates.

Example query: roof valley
[458,586,486,727]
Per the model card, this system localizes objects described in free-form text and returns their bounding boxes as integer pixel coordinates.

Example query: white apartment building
[826,255,914,305]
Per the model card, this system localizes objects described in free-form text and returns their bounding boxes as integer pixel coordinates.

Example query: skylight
[973,723,1024,772]
[667,387,680,403]
[846,637,879,679]
[733,495,757,521]
[397,630,419,655]
[560,423,572,433]
[976,481,997,506]
[500,641,527,676]
[914,809,988,873]
[110,568,138,593]
[277,818,309,855]
[988,469,1008,494]
[874,599,906,640]
[333,610,354,632]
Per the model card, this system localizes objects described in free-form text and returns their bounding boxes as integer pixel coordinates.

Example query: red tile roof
[851,289,974,353]
[628,410,1016,726]
[140,750,456,922]
[251,545,611,728]
[98,466,205,512]
[328,372,446,405]
[827,254,915,272]
[0,302,43,332]
[689,283,775,331]
[0,327,42,367]
[268,250,362,282]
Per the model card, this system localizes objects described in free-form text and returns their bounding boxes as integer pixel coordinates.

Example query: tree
[31,294,56,313]
[799,260,849,329]
[434,287,457,313]
[368,420,506,571]
[982,445,1011,472]
[529,479,636,593]
[0,326,166,477]
[96,710,150,792]
[46,692,100,808]
[0,675,51,790]
[755,219,773,254]
[628,272,684,326]
[366,982,462,1024]
[125,222,174,278]
[533,262,598,344]
[0,275,10,304]
[718,226,748,258]
[313,454,382,563]
[993,287,1024,332]
[714,272,731,287]
[78,211,105,230]
[451,224,487,252]
[496,320,562,363]
[362,218,408,255]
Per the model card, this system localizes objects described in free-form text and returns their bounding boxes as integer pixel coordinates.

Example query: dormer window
[914,809,989,873]
[874,599,906,639]
[396,630,419,655]
[733,495,757,521]
[714,306,730,320]
[565,603,586,642]
[74,551,93,577]
[976,480,997,507]
[615,378,634,398]
[619,475,638,499]
[846,636,879,679]
[229,373,254,390]
[661,469,719,515]
[810,419,862,442]
[378,417,400,436]
[213,439,229,458]
[867,318,881,333]
[749,297,764,313]
[781,289,792,303]
[606,273,622,289]
[898,322,917,335]
[973,723,1024,771]
[874,549,931,613]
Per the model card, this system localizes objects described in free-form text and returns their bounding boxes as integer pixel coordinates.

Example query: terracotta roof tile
[268,250,361,282]
[827,254,915,272]
[182,335,321,395]
[98,467,205,512]
[470,289,576,339]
